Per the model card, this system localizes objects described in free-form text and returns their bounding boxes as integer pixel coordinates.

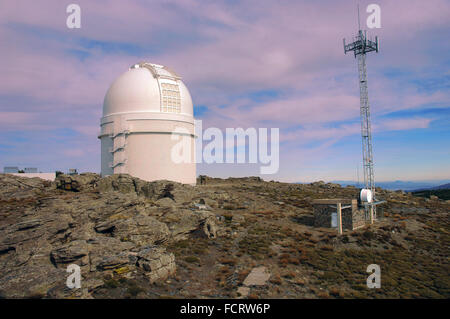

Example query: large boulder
[50,239,89,267]
[95,174,136,194]
[55,173,100,192]
[0,174,50,200]
[94,214,170,246]
[87,237,135,272]
[95,174,196,203]
[136,246,176,283]
[158,209,218,241]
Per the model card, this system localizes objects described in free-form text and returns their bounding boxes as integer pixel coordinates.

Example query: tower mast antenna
[343,7,380,222]
[357,3,361,31]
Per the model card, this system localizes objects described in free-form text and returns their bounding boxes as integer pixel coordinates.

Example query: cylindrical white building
[99,62,196,184]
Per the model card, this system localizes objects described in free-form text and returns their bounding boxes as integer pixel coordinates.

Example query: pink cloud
[0,112,34,125]
[376,118,432,131]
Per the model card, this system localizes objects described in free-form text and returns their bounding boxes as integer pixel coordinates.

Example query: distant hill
[411,183,450,200]
[411,183,450,192]
[332,180,450,191]
[435,183,450,190]
[412,189,450,200]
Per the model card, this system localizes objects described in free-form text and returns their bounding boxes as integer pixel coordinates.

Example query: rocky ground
[0,173,448,299]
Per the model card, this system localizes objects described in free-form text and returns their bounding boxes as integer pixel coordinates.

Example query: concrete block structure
[312,199,365,232]
[3,167,19,173]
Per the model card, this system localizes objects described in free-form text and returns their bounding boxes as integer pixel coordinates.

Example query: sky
[0,0,449,183]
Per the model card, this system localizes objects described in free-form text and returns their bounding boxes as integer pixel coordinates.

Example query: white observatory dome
[99,62,196,184]
[103,64,193,116]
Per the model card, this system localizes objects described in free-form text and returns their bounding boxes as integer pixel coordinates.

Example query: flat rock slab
[237,286,250,298]
[243,266,270,286]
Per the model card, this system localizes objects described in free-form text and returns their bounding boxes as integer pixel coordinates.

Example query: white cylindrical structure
[99,62,196,184]
[360,188,373,203]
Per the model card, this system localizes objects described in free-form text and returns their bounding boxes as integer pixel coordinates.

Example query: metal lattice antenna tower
[343,17,379,199]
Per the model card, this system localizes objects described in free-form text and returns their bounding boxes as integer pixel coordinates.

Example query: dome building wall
[99,62,196,184]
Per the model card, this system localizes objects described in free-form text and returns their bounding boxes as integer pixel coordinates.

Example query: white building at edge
[99,62,196,184]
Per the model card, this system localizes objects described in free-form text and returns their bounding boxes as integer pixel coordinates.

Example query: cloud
[376,118,432,131]
[0,112,35,125]
[62,149,85,157]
